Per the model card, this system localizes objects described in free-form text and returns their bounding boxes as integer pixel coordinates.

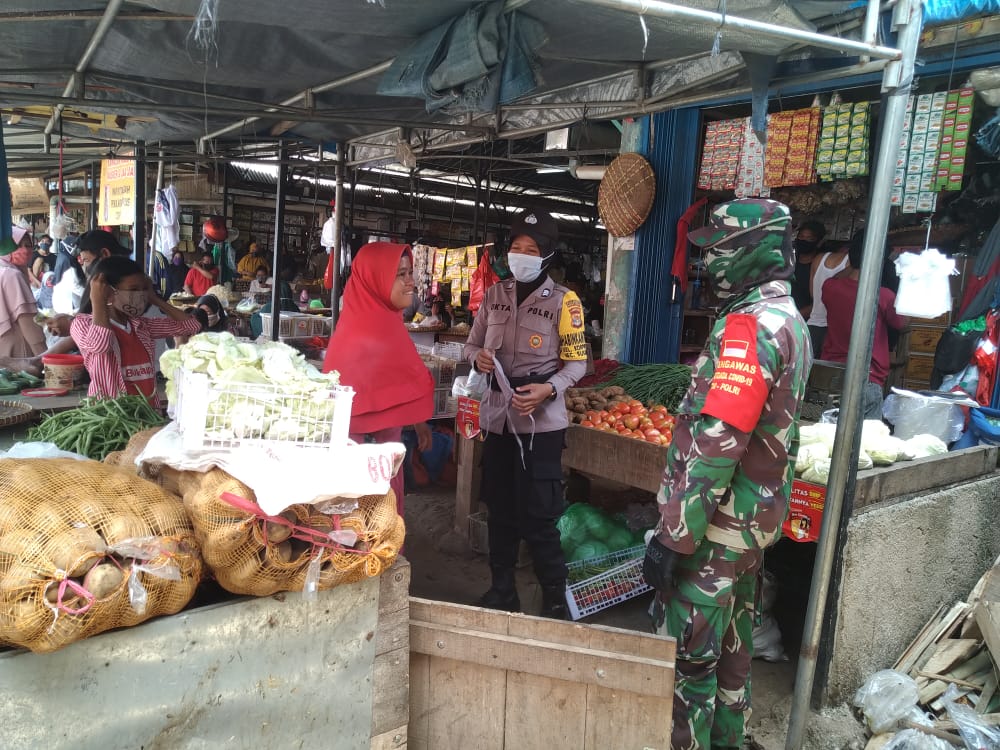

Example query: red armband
[701,314,770,433]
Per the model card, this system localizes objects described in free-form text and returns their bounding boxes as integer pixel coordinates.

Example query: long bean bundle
[608,364,692,412]
[27,396,166,460]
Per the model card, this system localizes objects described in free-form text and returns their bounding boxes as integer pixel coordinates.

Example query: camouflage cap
[688,199,792,250]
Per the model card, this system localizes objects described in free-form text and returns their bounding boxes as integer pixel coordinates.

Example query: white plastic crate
[565,545,652,620]
[174,368,354,451]
[258,312,331,339]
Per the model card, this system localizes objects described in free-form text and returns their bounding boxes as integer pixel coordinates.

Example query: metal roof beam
[42,0,126,148]
[571,0,901,61]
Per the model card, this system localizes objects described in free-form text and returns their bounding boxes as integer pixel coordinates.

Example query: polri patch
[528,334,543,349]
[540,288,551,298]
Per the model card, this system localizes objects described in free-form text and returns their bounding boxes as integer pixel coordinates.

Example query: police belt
[490,369,559,393]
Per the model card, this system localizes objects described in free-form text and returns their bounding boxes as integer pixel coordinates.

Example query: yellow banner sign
[98,159,136,225]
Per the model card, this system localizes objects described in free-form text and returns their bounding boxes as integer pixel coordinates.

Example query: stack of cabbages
[795,420,947,485]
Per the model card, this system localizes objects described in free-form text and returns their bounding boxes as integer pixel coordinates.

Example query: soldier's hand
[643,536,679,594]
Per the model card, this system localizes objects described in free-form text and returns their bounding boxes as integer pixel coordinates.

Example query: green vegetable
[607,364,692,412]
[27,395,166,460]
[570,541,610,563]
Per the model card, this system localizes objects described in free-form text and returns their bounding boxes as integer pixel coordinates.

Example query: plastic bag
[882,728,952,750]
[854,670,920,734]
[0,442,89,461]
[468,252,499,315]
[894,249,957,319]
[752,613,788,662]
[942,684,1000,749]
[883,388,968,443]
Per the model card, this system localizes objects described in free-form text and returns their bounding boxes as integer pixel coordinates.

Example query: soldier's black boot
[539,583,568,620]
[478,566,520,612]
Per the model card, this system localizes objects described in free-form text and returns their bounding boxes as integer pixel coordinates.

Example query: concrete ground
[403,483,867,750]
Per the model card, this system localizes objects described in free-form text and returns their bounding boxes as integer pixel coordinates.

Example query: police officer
[642,199,812,749]
[464,208,588,619]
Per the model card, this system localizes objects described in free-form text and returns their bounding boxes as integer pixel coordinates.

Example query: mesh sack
[103,427,166,485]
[177,468,405,596]
[0,459,202,653]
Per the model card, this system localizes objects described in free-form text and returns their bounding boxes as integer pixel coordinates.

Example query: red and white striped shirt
[70,313,201,408]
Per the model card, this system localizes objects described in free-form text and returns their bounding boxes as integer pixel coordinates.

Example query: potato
[144,500,188,537]
[46,527,106,577]
[262,510,297,544]
[0,503,20,535]
[44,578,84,606]
[1,563,41,598]
[4,596,46,643]
[0,529,42,563]
[83,563,125,600]
[29,504,67,535]
[266,541,294,565]
[98,513,150,546]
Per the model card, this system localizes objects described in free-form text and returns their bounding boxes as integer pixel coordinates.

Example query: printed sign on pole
[98,159,137,225]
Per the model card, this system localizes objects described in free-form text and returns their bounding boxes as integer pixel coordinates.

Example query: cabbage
[795,443,829,474]
[801,458,831,485]
[800,423,837,453]
[857,450,873,471]
[905,434,948,459]
[860,419,891,454]
[867,435,906,465]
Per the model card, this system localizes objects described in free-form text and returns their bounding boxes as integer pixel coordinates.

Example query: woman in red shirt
[71,257,201,408]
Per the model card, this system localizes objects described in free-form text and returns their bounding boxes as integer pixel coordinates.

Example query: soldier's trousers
[656,545,760,750]
[480,429,567,586]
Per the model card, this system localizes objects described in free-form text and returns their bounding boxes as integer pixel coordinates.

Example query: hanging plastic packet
[302,551,323,602]
[454,369,489,440]
[894,248,957,318]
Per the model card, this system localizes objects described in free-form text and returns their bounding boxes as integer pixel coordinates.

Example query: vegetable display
[0,369,44,396]
[160,332,343,444]
[557,503,647,575]
[27,396,166,461]
[606,364,692,414]
[795,419,950,484]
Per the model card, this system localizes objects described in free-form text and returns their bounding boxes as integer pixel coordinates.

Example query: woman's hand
[414,421,433,453]
[512,383,553,416]
[475,348,496,374]
[89,272,110,304]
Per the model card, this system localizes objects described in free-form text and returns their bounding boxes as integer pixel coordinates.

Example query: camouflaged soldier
[643,199,812,750]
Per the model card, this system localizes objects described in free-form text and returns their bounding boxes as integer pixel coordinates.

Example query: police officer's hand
[475,348,496,374]
[512,383,552,416]
[643,536,679,594]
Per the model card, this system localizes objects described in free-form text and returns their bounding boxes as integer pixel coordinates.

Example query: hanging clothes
[672,197,709,294]
[152,186,180,252]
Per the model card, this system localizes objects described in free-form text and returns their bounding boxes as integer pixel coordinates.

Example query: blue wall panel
[623,108,701,364]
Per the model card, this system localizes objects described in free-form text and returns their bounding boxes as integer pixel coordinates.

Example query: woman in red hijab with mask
[323,243,434,514]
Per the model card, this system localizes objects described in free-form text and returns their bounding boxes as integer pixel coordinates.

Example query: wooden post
[454,433,482,538]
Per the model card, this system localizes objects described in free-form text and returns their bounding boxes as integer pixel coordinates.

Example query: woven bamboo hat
[597,153,656,237]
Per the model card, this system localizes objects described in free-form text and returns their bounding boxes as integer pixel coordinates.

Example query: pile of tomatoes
[579,400,675,446]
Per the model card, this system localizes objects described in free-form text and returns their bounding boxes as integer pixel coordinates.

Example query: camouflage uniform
[653,200,812,749]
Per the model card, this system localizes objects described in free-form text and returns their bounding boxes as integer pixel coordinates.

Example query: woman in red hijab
[323,243,434,514]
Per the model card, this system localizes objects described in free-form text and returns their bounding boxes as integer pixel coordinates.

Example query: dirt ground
[403,482,867,750]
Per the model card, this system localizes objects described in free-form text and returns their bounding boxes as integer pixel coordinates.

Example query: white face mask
[507,252,549,283]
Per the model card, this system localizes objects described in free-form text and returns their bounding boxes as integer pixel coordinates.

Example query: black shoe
[539,584,568,620]
[478,565,520,612]
[478,587,521,612]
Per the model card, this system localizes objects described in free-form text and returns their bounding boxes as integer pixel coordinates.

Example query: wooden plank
[896,603,948,673]
[408,653,431,750]
[426,654,506,750]
[410,597,510,636]
[853,446,998,511]
[371,646,410,737]
[901,721,963,746]
[922,639,981,676]
[918,650,992,706]
[977,600,1000,673]
[584,684,673,749]
[375,605,409,658]
[370,726,407,750]
[913,604,971,674]
[562,423,667,494]
[503,670,588,748]
[453,434,482,538]
[410,620,674,698]
[506,611,676,663]
[916,671,988,690]
[978,672,998,715]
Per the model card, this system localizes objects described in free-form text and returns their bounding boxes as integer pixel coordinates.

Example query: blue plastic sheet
[924,0,1000,24]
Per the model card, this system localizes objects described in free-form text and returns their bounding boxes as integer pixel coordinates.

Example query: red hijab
[323,243,433,434]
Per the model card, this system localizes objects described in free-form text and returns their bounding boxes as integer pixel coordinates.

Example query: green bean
[26,395,166,460]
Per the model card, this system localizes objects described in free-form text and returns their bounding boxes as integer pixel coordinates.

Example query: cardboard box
[909,325,945,354]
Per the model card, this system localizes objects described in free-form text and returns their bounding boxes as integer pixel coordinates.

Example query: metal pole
[471,168,484,243]
[133,140,146,271]
[785,0,922,747]
[269,142,288,342]
[331,143,346,329]
[42,0,125,147]
[150,148,164,275]
[88,162,97,230]
[860,0,883,64]
[221,164,230,237]
[572,0,901,60]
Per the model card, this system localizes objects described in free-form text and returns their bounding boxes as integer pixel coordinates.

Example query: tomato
[615,423,628,433]
[629,404,645,416]
[629,431,645,440]
[639,416,653,428]
[598,410,611,422]
[580,420,594,428]
[659,435,670,446]
[662,415,676,428]
[620,414,638,430]
[627,399,643,408]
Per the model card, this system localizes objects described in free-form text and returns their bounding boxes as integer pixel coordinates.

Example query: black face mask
[794,239,818,257]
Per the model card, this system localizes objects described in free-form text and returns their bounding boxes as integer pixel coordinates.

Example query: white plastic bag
[0,442,89,461]
[854,670,920,734]
[882,728,952,750]
[893,249,957,319]
[883,388,970,443]
[752,613,788,662]
[942,684,1000,749]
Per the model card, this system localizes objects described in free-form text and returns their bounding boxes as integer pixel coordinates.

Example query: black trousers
[480,429,567,587]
